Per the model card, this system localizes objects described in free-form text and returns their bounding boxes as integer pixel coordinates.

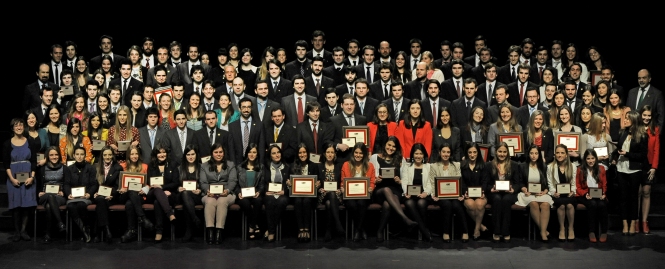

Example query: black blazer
[475,82,506,107]
[284,59,312,81]
[470,65,486,83]
[354,97,380,119]
[330,114,367,162]
[64,163,98,198]
[369,80,393,101]
[460,162,489,195]
[441,61,474,81]
[281,94,317,128]
[304,76,335,106]
[268,78,292,103]
[23,81,59,111]
[431,127,462,162]
[108,77,144,106]
[227,118,266,164]
[192,127,229,159]
[440,79,463,102]
[130,107,147,129]
[263,163,291,194]
[404,80,425,101]
[335,84,354,102]
[319,104,343,123]
[383,97,410,123]
[506,81,538,108]
[265,124,299,165]
[485,160,521,194]
[450,98,486,128]
[235,164,265,194]
[322,65,347,87]
[534,128,555,164]
[251,98,281,129]
[354,62,381,84]
[317,162,343,191]
[516,104,550,131]
[306,50,333,67]
[420,97,451,128]
[147,162,180,193]
[497,64,519,85]
[296,120,334,155]
[613,130,649,171]
[518,162,548,192]
[89,54,126,74]
[529,64,551,85]
[99,162,123,190]
[291,160,320,177]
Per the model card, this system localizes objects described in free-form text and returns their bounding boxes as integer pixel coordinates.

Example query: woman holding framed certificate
[288,143,320,242]
[370,136,416,242]
[119,145,153,243]
[91,146,122,243]
[200,142,237,244]
[461,143,489,240]
[614,111,648,236]
[547,144,577,241]
[367,104,398,154]
[177,144,203,242]
[637,105,660,234]
[462,106,489,145]
[64,146,98,243]
[554,105,582,160]
[235,143,264,240]
[106,106,140,163]
[576,149,608,242]
[429,143,468,242]
[263,144,291,242]
[82,113,109,164]
[59,118,93,164]
[516,145,553,242]
[395,99,432,159]
[487,142,520,243]
[36,146,67,242]
[340,142,376,242]
[431,106,462,162]
[488,103,522,159]
[146,144,180,243]
[318,142,345,241]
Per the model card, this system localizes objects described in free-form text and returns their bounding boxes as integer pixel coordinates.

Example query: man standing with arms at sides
[281,75,316,128]
[451,78,486,128]
[344,39,361,67]
[192,110,229,161]
[369,63,394,101]
[24,63,58,110]
[306,30,333,67]
[285,40,312,81]
[433,40,453,68]
[266,107,299,164]
[354,79,379,119]
[267,59,292,102]
[162,109,194,166]
[64,41,78,69]
[49,44,66,86]
[335,67,357,101]
[563,80,582,118]
[405,62,428,101]
[470,47,494,83]
[146,51,178,87]
[331,94,367,162]
[487,85,517,124]
[85,81,100,114]
[384,81,410,123]
[227,98,265,163]
[421,79,451,128]
[376,41,394,66]
[323,47,347,87]
[549,40,564,69]
[177,44,210,85]
[141,37,155,69]
[129,91,147,128]
[464,35,487,67]
[529,46,551,85]
[305,56,335,106]
[520,38,536,65]
[626,69,664,129]
[320,88,342,123]
[507,64,536,108]
[90,35,126,73]
[138,107,166,165]
[354,45,380,84]
[440,60,467,101]
[407,38,423,71]
[252,80,281,128]
[498,45,522,85]
[109,59,144,106]
[168,41,183,67]
[32,86,55,127]
[476,63,504,108]
[517,88,550,131]
[297,101,334,155]
[171,81,187,111]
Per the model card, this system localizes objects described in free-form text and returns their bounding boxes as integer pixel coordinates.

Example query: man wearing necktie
[322,47,347,86]
[451,78,486,128]
[284,40,312,81]
[50,44,65,86]
[354,45,379,84]
[265,107,298,164]
[353,79,379,120]
[517,88,550,131]
[138,108,165,163]
[329,94,366,162]
[227,98,266,163]
[626,69,664,129]
[64,41,78,70]
[296,101,333,156]
[335,68,357,103]
[305,57,335,107]
[563,81,582,118]
[368,63,394,101]
[192,111,229,161]
[109,59,145,107]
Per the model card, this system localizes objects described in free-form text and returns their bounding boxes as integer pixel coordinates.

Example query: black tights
[12,207,34,233]
[237,196,263,229]
[374,188,413,231]
[149,188,174,233]
[66,202,88,221]
[323,192,344,233]
[264,195,289,234]
[179,191,202,225]
[44,195,63,229]
[344,199,368,233]
[403,196,428,235]
[123,191,146,230]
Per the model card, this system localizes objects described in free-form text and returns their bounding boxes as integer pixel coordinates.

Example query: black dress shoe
[58,222,66,232]
[362,230,367,240]
[104,226,113,243]
[207,229,214,245]
[139,217,154,231]
[376,230,384,243]
[120,230,137,243]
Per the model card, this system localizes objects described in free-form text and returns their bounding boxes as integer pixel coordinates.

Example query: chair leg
[451,213,455,242]
[137,220,142,242]
[314,209,318,241]
[33,209,37,242]
[386,223,389,241]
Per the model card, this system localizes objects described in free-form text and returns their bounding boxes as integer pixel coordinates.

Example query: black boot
[181,221,193,242]
[207,228,214,245]
[120,229,137,243]
[139,216,154,231]
[93,228,102,243]
[74,219,91,243]
[104,226,113,243]
[215,228,223,244]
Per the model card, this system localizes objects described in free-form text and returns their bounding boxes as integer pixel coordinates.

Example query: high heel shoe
[461,233,469,243]
[567,228,575,241]
[442,234,451,243]
[642,221,650,234]
[154,233,163,244]
[473,230,481,241]
[559,230,566,242]
[599,233,608,243]
[589,232,597,243]
[503,236,511,243]
[303,229,311,242]
[267,234,275,242]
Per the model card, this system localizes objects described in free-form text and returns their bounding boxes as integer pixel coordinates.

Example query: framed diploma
[15,172,29,183]
[128,182,142,192]
[497,132,523,153]
[343,177,370,199]
[241,187,256,197]
[71,187,86,198]
[45,184,60,194]
[117,140,131,152]
[92,140,105,151]
[98,186,112,197]
[120,172,146,189]
[67,161,75,166]
[590,70,602,86]
[478,144,490,162]
[209,184,224,194]
[154,87,173,104]
[37,153,45,162]
[468,187,482,198]
[507,146,515,157]
[589,188,603,198]
[290,175,317,197]
[528,183,541,193]
[557,183,571,194]
[380,168,395,179]
[200,156,211,163]
[341,137,356,147]
[323,182,337,191]
[268,183,283,192]
[555,132,581,151]
[61,85,74,96]
[150,176,164,186]
[495,180,510,191]
[343,126,370,146]
[406,185,422,196]
[182,180,197,191]
[270,143,282,149]
[309,154,321,163]
[593,147,608,157]
[435,177,461,199]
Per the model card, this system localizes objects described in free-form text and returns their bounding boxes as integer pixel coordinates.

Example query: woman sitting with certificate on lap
[36,146,68,242]
[146,143,179,243]
[288,143,320,242]
[341,142,376,242]
[516,145,553,242]
[547,144,577,242]
[177,144,203,242]
[200,142,237,245]
[428,143,468,242]
[119,145,153,243]
[576,149,608,242]
[64,146,98,243]
[461,143,489,240]
[91,146,122,243]
[235,143,264,240]
[487,142,520,243]
[263,144,291,242]
[318,142,345,242]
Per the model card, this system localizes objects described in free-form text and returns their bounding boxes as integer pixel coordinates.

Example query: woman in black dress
[289,143,320,242]
[432,106,462,162]
[92,146,122,243]
[461,143,489,240]
[486,142,521,243]
[36,146,67,242]
[64,146,98,242]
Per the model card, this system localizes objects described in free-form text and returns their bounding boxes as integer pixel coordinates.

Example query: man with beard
[487,85,518,124]
[335,67,357,102]
[626,69,664,128]
[558,63,587,99]
[563,80,583,117]
[549,40,564,69]
[146,47,179,87]
[64,41,78,70]
[322,47,347,87]
[440,60,467,101]
[252,80,281,128]
[405,62,429,101]
[285,40,312,80]
[343,39,361,67]
[141,37,155,69]
[376,41,395,67]
[305,57,335,106]
[369,63,395,101]
[529,46,551,85]
[516,88,549,131]
[520,38,536,65]
[433,40,453,68]
[421,79,451,128]
[507,64,537,107]
[595,65,624,99]
[227,97,265,163]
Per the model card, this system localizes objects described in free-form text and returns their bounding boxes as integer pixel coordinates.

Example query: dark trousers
[578,197,608,233]
[292,197,314,230]
[42,194,64,229]
[322,192,343,232]
[179,191,203,224]
[618,171,641,220]
[237,195,263,229]
[488,192,516,236]
[148,188,175,233]
[66,201,88,220]
[264,195,289,234]
[344,199,368,232]
[436,198,468,235]
[93,195,119,227]
[122,191,146,230]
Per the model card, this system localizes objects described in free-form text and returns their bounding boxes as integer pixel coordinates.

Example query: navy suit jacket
[281,94,317,128]
[450,98,486,128]
[227,117,265,164]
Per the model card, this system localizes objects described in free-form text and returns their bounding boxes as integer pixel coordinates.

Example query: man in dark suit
[475,63,504,108]
[266,59,292,102]
[306,30,333,68]
[171,82,188,111]
[375,41,396,67]
[176,44,211,85]
[322,47,347,87]
[383,81,410,123]
[463,35,487,67]
[227,97,266,163]
[265,107,299,164]
[369,62,394,101]
[451,78,487,128]
[320,88,342,123]
[48,44,68,86]
[433,40,453,68]
[529,46,551,86]
[626,69,664,129]
[330,94,367,162]
[230,77,256,113]
[558,63,588,99]
[421,79,452,128]
[146,47,179,87]
[562,80,583,118]
[304,56,335,106]
[498,46,521,85]
[296,101,334,155]
[129,91,147,128]
[31,86,56,127]
[441,42,474,80]
[208,48,229,86]
[108,59,144,106]
[167,41,183,68]
[199,80,220,113]
[63,40,79,70]
[281,75,317,128]
[596,65,624,99]
[162,110,194,165]
[24,63,59,111]
[138,108,166,164]
[354,45,380,84]
[343,39,361,67]
[192,111,229,160]
[284,40,312,81]
[183,65,206,100]
[405,62,429,101]
[142,85,158,110]
[89,35,126,73]
[487,85,518,124]
[353,79,379,119]
[519,38,537,65]
[516,88,550,131]
[252,80,281,128]
[440,60,467,102]
[335,67,357,102]
[406,38,423,71]
[506,64,537,108]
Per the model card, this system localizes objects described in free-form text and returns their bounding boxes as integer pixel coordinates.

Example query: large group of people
[7,31,662,245]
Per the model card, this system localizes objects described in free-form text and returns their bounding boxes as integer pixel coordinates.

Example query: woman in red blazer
[576,149,608,243]
[340,143,376,241]
[638,105,659,233]
[395,99,432,159]
[367,104,398,154]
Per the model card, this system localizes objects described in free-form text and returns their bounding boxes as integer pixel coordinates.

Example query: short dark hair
[294,40,308,51]
[190,65,204,77]
[146,107,159,116]
[354,78,369,88]
[379,62,392,72]
[311,30,325,40]
[305,101,321,114]
[409,38,423,46]
[174,109,187,118]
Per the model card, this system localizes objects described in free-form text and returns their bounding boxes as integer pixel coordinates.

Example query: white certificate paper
[348,131,366,144]
[495,180,510,191]
[117,141,131,151]
[128,182,142,192]
[200,156,211,163]
[439,181,458,195]
[324,182,337,191]
[500,137,519,149]
[98,186,112,197]
[71,187,85,198]
[295,180,313,193]
[150,176,164,186]
[182,181,197,191]
[92,140,105,151]
[45,184,60,194]
[528,183,541,193]
[309,154,321,163]
[589,188,603,198]
[468,187,482,198]
[348,182,366,195]
[209,184,224,194]
[342,137,356,147]
[15,173,29,183]
[594,147,608,157]
[268,183,282,192]
[559,136,578,150]
[380,168,395,179]
[241,187,256,197]
[557,184,571,194]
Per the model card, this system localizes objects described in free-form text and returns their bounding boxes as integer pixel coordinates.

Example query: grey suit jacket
[145,64,179,86]
[230,94,257,114]
[138,126,166,164]
[281,94,317,128]
[162,127,195,165]
[625,86,664,129]
[251,98,281,128]
[200,161,237,195]
[176,62,211,85]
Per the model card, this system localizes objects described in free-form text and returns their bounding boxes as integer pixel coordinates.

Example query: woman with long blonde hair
[106,105,140,163]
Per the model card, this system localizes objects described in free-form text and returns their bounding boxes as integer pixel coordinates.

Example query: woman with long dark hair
[91,146,122,243]
[637,105,659,234]
[288,143,319,242]
[200,142,237,244]
[576,149,608,242]
[59,118,93,164]
[487,142,520,242]
[318,142,345,241]
[393,51,412,83]
[462,106,489,145]
[146,143,179,243]
[432,106,462,162]
[395,99,432,159]
[461,143,489,240]
[235,143,264,240]
[367,103,398,154]
[64,146,98,242]
[263,144,290,242]
[119,145,153,243]
[516,145,553,242]
[341,142,376,242]
[177,144,203,242]
[36,146,66,242]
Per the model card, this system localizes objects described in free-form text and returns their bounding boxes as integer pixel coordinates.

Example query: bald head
[232,77,245,95]
[379,41,391,58]
[416,62,427,80]
[638,69,651,88]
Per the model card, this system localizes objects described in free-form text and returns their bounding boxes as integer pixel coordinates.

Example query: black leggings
[179,191,202,224]
[292,197,314,230]
[344,199,368,232]
[94,194,119,227]
[618,171,641,220]
[435,198,468,235]
[237,195,263,229]
[322,192,343,232]
[43,194,64,228]
[264,195,289,234]
[66,201,88,220]
[122,191,146,230]
[577,197,608,234]
[488,192,516,236]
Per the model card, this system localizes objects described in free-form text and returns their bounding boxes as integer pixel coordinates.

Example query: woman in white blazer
[401,143,433,242]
